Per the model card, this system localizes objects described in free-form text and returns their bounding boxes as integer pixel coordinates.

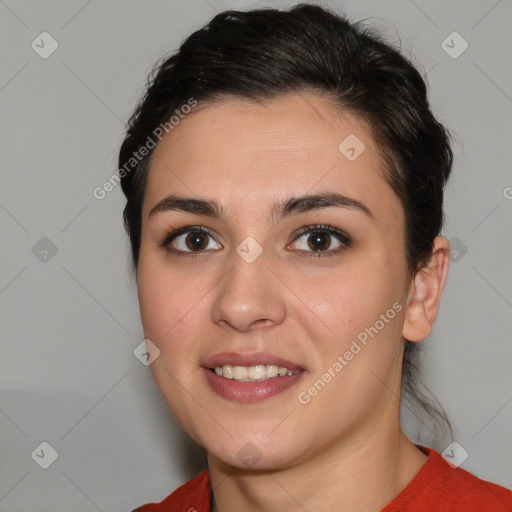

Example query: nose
[211,247,287,332]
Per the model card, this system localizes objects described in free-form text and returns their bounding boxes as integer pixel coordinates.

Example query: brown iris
[308,231,331,251]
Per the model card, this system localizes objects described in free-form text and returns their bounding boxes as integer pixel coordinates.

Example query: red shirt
[132,447,512,511]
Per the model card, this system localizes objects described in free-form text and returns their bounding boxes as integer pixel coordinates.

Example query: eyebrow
[148,192,375,222]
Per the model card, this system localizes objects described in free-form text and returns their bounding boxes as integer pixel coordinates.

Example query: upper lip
[202,352,304,371]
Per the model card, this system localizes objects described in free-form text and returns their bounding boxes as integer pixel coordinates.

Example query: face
[136,92,412,470]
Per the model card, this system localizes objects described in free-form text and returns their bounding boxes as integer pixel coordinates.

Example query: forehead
[142,93,401,223]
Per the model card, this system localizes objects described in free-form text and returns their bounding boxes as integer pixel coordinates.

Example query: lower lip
[202,368,306,403]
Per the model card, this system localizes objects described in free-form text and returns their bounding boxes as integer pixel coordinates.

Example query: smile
[201,352,306,402]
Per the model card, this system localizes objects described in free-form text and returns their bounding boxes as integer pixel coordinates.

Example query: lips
[201,352,306,403]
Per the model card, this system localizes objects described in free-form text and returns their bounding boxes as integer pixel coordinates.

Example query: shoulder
[384,446,512,511]
[131,469,211,512]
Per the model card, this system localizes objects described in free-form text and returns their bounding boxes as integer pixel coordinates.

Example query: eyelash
[158,223,351,258]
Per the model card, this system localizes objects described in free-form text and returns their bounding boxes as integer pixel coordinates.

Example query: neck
[208,427,428,512]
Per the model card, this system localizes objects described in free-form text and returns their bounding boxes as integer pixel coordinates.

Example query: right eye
[161,226,222,254]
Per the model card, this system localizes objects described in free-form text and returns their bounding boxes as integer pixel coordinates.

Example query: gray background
[0,0,511,510]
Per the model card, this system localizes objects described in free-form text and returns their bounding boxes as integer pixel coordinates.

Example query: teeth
[266,365,279,378]
[213,364,300,381]
[248,365,266,380]
[223,365,233,379]
[232,366,248,380]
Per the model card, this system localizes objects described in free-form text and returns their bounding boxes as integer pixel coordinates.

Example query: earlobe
[402,236,451,342]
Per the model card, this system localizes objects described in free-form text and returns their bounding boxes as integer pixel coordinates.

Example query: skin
[136,92,450,512]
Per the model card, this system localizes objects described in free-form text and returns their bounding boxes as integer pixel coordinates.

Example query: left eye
[289,226,350,253]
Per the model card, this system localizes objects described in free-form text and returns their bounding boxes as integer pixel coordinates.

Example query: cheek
[136,258,206,348]
[290,263,391,331]
[288,256,406,364]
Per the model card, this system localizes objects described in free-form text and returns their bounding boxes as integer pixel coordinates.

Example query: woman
[120,4,512,511]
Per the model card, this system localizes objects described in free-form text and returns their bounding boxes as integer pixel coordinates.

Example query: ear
[402,236,451,342]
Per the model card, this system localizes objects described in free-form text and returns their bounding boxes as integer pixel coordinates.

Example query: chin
[198,426,309,471]
[207,445,303,472]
